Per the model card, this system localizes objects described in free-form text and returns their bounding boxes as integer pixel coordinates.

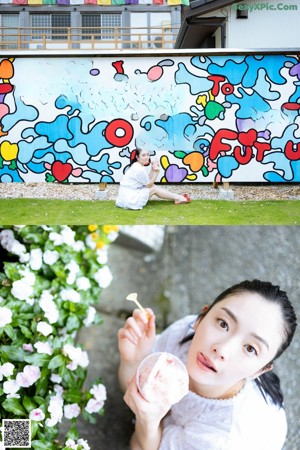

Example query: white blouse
[154,315,287,450]
[115,162,150,210]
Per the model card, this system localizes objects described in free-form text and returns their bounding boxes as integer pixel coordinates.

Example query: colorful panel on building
[0,53,300,183]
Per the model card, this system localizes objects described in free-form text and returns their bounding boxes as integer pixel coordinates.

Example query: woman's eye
[245,345,258,355]
[217,319,228,330]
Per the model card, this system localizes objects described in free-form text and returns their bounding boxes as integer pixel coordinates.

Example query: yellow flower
[96,240,105,249]
[91,232,99,241]
[88,225,98,232]
[103,225,119,234]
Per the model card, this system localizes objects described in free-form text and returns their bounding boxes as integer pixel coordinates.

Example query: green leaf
[66,314,80,332]
[1,345,26,362]
[24,353,51,366]
[23,395,37,413]
[3,324,17,340]
[20,324,33,339]
[2,398,27,416]
[48,354,65,370]
[31,440,52,450]
[66,425,79,441]
[31,421,40,440]
[3,262,22,281]
[64,390,82,404]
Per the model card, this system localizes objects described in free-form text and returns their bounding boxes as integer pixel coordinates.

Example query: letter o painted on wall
[105,119,134,147]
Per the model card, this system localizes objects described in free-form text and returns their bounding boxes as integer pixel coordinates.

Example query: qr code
[2,420,31,448]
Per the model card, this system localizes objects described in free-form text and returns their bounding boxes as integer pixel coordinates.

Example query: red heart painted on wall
[51,161,73,182]
[238,129,257,147]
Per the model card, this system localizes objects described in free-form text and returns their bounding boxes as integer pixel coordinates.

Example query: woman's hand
[118,308,156,365]
[124,375,171,450]
[151,159,160,172]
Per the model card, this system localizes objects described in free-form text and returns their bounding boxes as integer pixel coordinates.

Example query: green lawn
[1,198,300,225]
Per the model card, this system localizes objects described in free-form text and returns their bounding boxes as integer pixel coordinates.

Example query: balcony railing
[0,26,180,50]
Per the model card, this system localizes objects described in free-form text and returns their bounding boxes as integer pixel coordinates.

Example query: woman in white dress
[115,149,190,210]
[118,280,297,450]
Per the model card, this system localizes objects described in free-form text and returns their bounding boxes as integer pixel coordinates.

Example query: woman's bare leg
[149,186,188,203]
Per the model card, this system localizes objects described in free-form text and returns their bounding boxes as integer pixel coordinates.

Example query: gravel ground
[0,182,300,201]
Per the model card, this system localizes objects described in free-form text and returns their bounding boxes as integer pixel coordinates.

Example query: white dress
[153,315,287,450]
[115,163,150,210]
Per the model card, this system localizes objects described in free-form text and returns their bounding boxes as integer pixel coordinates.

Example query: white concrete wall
[226,0,299,48]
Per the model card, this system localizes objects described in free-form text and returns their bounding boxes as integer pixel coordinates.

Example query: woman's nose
[212,343,230,361]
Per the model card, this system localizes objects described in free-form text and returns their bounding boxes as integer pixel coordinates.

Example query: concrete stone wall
[70,226,300,450]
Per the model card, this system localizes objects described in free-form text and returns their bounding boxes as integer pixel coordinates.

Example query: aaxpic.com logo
[232,3,298,12]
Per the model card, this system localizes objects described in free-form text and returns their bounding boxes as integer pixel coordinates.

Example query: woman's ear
[249,363,274,381]
[193,305,210,330]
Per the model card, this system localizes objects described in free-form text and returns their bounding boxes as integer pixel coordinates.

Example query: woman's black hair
[181,279,297,407]
[130,148,141,165]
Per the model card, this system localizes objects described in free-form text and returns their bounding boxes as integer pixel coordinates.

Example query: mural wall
[0,52,300,184]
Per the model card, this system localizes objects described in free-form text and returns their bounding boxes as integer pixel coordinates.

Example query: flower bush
[0,225,118,450]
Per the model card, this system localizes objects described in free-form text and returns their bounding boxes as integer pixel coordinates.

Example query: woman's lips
[196,353,217,372]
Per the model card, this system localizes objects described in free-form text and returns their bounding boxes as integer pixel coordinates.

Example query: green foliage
[0,225,118,449]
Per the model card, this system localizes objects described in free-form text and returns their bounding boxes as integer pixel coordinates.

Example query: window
[82,14,121,40]
[31,14,70,40]
[0,14,19,47]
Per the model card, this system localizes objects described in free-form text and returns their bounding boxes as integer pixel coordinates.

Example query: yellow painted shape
[186,174,197,181]
[160,155,170,170]
[196,94,207,107]
[0,141,19,161]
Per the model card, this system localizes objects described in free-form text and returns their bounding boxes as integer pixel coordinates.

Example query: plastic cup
[136,352,189,405]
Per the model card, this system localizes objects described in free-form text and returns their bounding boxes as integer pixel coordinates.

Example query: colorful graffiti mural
[0,52,300,183]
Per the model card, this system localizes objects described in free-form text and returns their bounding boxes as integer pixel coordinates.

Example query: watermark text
[232,3,298,12]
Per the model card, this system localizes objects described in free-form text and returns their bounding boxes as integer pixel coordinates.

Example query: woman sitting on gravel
[115,149,191,210]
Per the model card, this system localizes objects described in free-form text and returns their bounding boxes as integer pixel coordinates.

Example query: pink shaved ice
[136,352,189,405]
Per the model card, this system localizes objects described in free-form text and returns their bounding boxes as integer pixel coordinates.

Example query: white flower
[64,403,80,419]
[0,306,12,327]
[66,260,80,274]
[77,439,90,450]
[76,277,91,291]
[94,266,113,288]
[90,383,107,402]
[16,365,41,387]
[43,249,59,265]
[63,344,89,370]
[3,379,20,395]
[0,229,14,248]
[20,267,36,286]
[34,341,53,355]
[96,248,108,265]
[60,288,81,304]
[29,248,43,271]
[0,362,14,381]
[37,321,53,336]
[65,439,77,449]
[29,408,45,421]
[85,398,104,414]
[10,240,27,258]
[49,232,63,246]
[83,306,96,327]
[11,279,34,301]
[107,231,118,242]
[46,395,63,427]
[39,291,59,324]
[61,226,76,246]
[73,240,85,252]
[85,234,96,249]
[50,373,62,383]
[54,384,64,396]
[23,343,34,352]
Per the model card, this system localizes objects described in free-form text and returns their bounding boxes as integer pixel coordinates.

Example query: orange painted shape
[0,59,14,81]
[183,152,204,172]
